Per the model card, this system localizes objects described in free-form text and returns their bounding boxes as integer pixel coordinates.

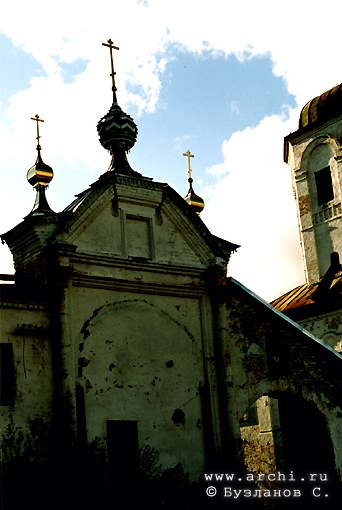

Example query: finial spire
[26,114,54,216]
[183,149,204,215]
[102,39,120,103]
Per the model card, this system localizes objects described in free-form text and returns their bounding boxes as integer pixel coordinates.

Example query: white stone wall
[74,291,207,478]
[299,311,342,354]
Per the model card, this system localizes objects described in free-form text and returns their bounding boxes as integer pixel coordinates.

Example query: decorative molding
[70,250,206,276]
[294,166,307,182]
[72,272,206,297]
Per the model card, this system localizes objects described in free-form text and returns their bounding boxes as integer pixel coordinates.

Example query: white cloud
[201,110,304,301]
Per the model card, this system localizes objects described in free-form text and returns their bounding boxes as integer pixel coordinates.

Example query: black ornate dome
[97,101,138,152]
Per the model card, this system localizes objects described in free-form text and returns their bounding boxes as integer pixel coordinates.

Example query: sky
[1,0,342,302]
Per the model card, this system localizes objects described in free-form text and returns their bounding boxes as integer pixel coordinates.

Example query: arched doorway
[239,394,338,499]
[277,394,335,474]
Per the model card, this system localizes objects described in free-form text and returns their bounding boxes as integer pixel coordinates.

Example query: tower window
[315,167,334,205]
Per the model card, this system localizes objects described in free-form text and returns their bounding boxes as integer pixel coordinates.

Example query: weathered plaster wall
[299,311,342,353]
[221,279,342,479]
[67,179,210,269]
[74,294,206,478]
[0,298,53,462]
[47,175,222,479]
[240,396,280,474]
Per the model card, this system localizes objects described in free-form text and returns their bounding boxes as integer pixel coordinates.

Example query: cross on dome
[30,114,44,151]
[183,149,194,182]
[102,39,120,103]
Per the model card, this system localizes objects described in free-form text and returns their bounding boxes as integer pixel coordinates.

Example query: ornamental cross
[102,38,119,101]
[183,149,194,180]
[30,114,44,150]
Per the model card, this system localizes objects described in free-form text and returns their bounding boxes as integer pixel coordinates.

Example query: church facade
[1,44,342,508]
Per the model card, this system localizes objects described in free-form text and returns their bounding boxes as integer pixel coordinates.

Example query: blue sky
[131,51,295,186]
[1,0,342,301]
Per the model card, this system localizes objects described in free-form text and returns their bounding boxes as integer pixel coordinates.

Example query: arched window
[307,142,336,209]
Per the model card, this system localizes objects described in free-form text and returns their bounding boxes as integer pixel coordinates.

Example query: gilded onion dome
[299,83,342,129]
[26,115,55,215]
[184,181,205,215]
[183,150,205,215]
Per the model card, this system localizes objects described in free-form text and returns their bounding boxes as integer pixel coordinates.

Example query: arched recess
[76,298,205,479]
[300,135,340,175]
[299,135,340,219]
[239,392,337,482]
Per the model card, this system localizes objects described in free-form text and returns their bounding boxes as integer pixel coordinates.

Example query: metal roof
[271,282,317,312]
[271,276,342,316]
[299,82,342,129]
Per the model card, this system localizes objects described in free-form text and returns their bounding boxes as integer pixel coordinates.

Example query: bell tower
[284,84,342,284]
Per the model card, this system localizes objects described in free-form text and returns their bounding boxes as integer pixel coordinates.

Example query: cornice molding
[72,272,206,298]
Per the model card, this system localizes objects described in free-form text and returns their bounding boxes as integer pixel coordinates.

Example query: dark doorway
[276,395,341,508]
[278,395,334,473]
[106,420,139,485]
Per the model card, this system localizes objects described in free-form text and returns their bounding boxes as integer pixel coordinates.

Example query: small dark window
[0,343,15,406]
[315,167,334,205]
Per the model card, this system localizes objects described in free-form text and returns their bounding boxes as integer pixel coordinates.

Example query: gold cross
[30,114,44,150]
[102,38,120,101]
[183,149,194,180]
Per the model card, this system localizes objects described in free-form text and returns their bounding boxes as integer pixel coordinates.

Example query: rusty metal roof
[271,283,317,312]
[271,275,342,317]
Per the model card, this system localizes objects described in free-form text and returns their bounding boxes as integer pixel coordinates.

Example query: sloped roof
[271,282,317,312]
[271,253,342,319]
[271,276,342,319]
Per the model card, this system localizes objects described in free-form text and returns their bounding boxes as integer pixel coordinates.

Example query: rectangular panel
[125,215,152,259]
